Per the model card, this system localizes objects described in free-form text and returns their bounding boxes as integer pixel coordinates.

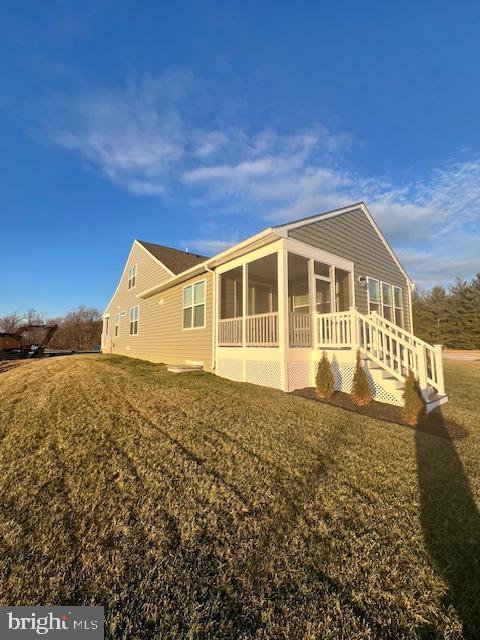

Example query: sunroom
[216,238,355,350]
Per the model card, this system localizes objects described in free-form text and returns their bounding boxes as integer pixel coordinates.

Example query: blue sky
[1,1,480,316]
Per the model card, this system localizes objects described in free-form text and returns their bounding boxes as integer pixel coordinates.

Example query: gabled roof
[273,202,413,284]
[137,240,209,275]
[136,202,412,299]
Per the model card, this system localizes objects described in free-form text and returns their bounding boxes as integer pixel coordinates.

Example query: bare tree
[48,306,102,351]
[1,306,102,351]
[22,309,46,325]
[0,312,22,332]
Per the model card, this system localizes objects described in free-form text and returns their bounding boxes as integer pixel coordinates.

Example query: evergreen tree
[315,352,335,399]
[412,274,480,349]
[449,278,478,349]
[351,350,372,406]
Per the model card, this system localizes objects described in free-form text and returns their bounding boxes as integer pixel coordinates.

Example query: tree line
[0,306,102,352]
[412,274,480,349]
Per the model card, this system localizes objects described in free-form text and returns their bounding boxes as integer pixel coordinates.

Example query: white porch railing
[218,313,279,346]
[218,308,445,397]
[289,312,311,347]
[316,311,352,348]
[246,312,279,346]
[218,317,243,346]
[314,309,445,397]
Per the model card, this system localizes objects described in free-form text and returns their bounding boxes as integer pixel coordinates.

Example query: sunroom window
[183,281,206,329]
[219,267,243,319]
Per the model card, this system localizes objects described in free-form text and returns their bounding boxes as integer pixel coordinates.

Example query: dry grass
[0,355,479,639]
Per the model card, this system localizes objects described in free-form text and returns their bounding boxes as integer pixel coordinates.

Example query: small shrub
[316,352,335,399]
[403,370,426,426]
[351,350,372,406]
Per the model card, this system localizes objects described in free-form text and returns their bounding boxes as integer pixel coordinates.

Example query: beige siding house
[102,203,447,411]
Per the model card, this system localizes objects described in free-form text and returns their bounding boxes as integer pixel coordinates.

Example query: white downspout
[205,264,217,371]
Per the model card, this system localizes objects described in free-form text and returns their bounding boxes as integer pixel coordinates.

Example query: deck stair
[316,309,447,411]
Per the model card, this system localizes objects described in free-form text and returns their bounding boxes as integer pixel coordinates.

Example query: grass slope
[0,355,479,639]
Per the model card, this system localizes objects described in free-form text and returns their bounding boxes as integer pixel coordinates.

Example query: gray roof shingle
[137,240,209,275]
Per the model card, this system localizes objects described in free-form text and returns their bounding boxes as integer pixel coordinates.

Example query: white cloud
[49,71,480,286]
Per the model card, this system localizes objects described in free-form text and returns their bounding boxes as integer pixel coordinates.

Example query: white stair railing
[315,309,445,397]
[366,312,445,395]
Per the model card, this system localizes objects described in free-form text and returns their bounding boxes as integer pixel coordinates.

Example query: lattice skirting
[217,359,282,390]
[312,359,404,406]
[286,361,311,392]
[217,357,404,406]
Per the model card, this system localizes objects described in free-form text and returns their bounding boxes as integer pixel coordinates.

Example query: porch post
[350,307,358,349]
[433,344,445,395]
[242,263,247,348]
[308,258,315,348]
[417,343,429,400]
[278,246,289,390]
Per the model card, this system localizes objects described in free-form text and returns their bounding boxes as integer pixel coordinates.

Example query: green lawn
[0,355,479,639]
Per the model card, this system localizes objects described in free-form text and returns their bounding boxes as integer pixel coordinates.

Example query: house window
[183,280,206,329]
[381,282,394,322]
[129,306,139,335]
[128,265,136,290]
[367,278,380,313]
[104,316,109,335]
[393,286,404,327]
[114,313,120,337]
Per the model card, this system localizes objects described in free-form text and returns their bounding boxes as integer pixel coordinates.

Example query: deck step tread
[426,393,448,404]
[167,364,203,373]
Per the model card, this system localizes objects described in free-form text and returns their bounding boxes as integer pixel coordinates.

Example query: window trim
[129,305,139,336]
[182,279,207,330]
[128,264,137,290]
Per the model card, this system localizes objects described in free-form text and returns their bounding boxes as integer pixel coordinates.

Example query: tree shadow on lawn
[416,410,480,638]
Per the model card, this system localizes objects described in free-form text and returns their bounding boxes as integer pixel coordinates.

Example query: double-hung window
[381,282,394,322]
[368,278,403,327]
[128,265,136,290]
[393,286,404,327]
[367,278,380,313]
[183,281,206,329]
[114,313,120,337]
[129,306,139,335]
